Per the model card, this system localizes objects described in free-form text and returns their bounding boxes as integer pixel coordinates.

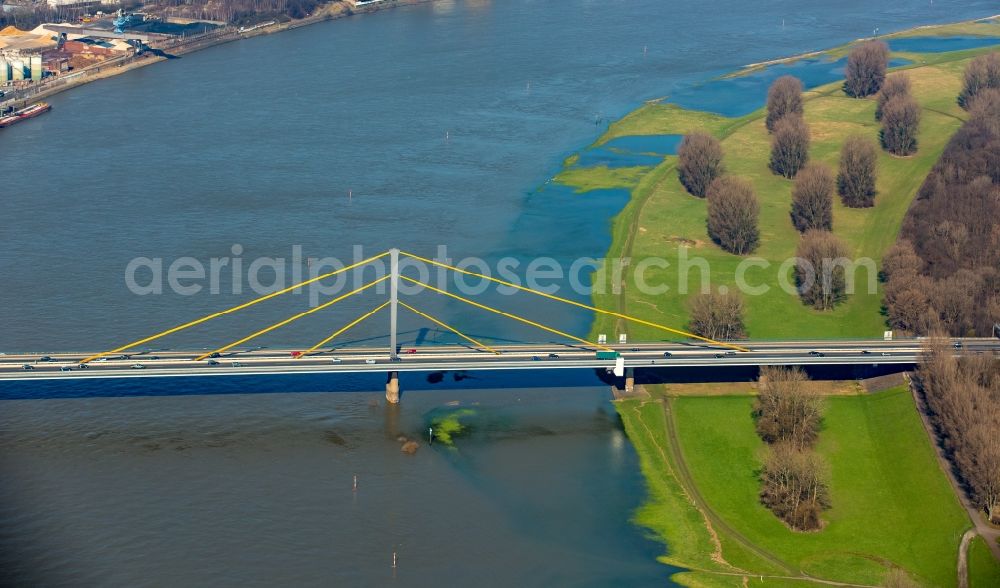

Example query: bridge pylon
[389,248,399,360]
[386,371,400,404]
[387,249,400,404]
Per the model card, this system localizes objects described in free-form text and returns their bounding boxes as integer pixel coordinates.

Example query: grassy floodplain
[968,536,1000,587]
[571,16,1000,588]
[618,387,975,587]
[557,18,1000,340]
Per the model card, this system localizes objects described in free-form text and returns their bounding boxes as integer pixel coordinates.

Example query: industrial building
[0,54,42,82]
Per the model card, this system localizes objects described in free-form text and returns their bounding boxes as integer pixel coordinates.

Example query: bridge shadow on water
[0,363,911,401]
[0,367,608,401]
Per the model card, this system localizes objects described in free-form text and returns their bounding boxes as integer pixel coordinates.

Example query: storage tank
[29,55,42,81]
[0,59,9,84]
[10,60,24,81]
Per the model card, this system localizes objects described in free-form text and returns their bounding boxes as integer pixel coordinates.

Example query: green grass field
[618,387,974,587]
[968,536,1000,587]
[562,20,1000,341]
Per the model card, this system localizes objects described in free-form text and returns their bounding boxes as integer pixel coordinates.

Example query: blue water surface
[574,134,683,168]
[888,35,1000,53]
[670,56,912,117]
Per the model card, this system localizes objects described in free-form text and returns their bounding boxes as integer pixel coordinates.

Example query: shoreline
[579,14,998,587]
[736,13,999,74]
[582,13,999,342]
[0,0,432,111]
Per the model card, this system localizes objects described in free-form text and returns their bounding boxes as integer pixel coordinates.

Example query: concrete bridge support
[624,367,635,394]
[386,371,400,404]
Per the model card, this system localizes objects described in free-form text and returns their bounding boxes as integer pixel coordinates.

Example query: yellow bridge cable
[300,301,390,357]
[398,301,500,355]
[399,275,613,352]
[400,251,749,352]
[194,276,390,361]
[82,251,390,363]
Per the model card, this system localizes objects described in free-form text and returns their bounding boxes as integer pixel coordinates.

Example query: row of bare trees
[878,73,920,156]
[766,77,810,178]
[958,52,1000,109]
[677,135,762,255]
[754,367,830,531]
[150,0,319,24]
[0,0,320,28]
[917,341,1000,523]
[882,64,1000,336]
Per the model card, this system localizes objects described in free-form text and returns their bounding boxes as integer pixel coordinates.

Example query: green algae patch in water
[428,408,478,446]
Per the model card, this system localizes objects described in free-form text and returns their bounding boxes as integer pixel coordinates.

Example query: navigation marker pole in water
[353,474,358,492]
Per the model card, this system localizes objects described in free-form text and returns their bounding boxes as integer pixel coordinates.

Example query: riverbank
[568,16,999,342]
[618,384,977,587]
[0,0,429,112]
[575,15,1000,587]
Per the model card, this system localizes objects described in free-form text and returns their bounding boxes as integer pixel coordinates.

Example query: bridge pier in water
[386,371,400,404]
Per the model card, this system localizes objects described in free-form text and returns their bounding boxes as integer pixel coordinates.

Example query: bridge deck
[1,339,995,382]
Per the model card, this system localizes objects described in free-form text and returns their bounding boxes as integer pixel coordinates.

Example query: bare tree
[706,176,760,255]
[677,133,725,198]
[837,136,878,207]
[759,442,831,531]
[917,339,1000,523]
[795,229,851,310]
[884,104,1000,337]
[881,94,920,156]
[770,115,810,178]
[766,75,804,132]
[958,51,1000,110]
[968,88,1000,136]
[881,240,923,280]
[688,291,747,341]
[875,73,911,121]
[755,366,824,450]
[790,163,834,232]
[844,40,890,98]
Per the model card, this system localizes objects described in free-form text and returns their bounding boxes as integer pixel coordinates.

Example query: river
[1,0,997,585]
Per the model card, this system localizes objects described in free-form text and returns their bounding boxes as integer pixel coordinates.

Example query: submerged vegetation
[428,408,477,445]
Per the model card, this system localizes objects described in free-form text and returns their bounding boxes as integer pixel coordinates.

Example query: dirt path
[958,529,974,588]
[659,397,797,575]
[627,397,882,587]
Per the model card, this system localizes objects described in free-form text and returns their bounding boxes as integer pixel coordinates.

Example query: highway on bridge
[3,250,995,387]
[1,339,996,381]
